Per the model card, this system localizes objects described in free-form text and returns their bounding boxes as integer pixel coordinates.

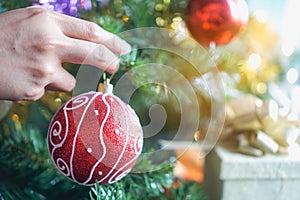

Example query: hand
[0,7,131,101]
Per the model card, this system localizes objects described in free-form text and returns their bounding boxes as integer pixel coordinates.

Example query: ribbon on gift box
[222,94,300,157]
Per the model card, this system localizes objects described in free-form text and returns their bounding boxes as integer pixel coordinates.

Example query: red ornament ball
[186,0,248,46]
[47,91,143,186]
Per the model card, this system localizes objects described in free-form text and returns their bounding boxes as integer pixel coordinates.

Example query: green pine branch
[0,1,207,199]
[0,2,7,13]
[0,117,207,200]
[1,0,31,10]
[89,153,207,200]
[0,124,89,200]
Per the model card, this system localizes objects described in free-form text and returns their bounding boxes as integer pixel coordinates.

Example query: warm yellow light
[172,16,183,23]
[256,82,267,94]
[248,53,261,70]
[54,98,62,104]
[12,114,19,122]
[122,15,129,22]
[155,3,164,11]
[194,130,201,142]
[286,68,299,84]
[156,17,165,26]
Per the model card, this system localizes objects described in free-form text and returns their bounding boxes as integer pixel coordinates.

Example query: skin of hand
[0,6,131,101]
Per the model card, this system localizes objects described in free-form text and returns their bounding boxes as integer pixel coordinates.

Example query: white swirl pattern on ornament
[83,93,110,185]
[113,168,131,183]
[49,119,68,159]
[50,93,90,158]
[49,91,143,186]
[108,136,143,184]
[136,138,143,154]
[52,121,62,139]
[49,120,63,147]
[69,92,100,183]
[108,147,140,184]
[102,95,130,184]
[64,95,89,110]
[56,158,70,176]
[107,97,143,184]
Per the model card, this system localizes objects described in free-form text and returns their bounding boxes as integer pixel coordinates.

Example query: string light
[156,17,165,27]
[248,53,261,70]
[11,114,22,131]
[122,15,129,22]
[163,0,170,4]
[54,98,62,104]
[155,3,164,11]
[256,82,267,94]
[286,68,299,84]
[171,16,182,29]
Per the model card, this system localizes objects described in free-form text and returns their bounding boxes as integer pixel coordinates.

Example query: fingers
[0,7,131,101]
[22,64,76,100]
[25,7,130,73]
[59,37,120,74]
[52,11,131,55]
[46,8,131,73]
[46,67,76,92]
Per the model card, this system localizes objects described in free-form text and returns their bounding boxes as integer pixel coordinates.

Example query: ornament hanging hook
[97,72,115,94]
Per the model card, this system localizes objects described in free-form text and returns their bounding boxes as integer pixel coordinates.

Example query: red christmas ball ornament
[186,0,248,46]
[47,91,143,186]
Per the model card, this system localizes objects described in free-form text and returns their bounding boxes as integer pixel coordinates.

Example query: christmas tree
[1,0,299,199]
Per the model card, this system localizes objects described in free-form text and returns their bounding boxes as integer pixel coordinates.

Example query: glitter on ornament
[48,91,143,186]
